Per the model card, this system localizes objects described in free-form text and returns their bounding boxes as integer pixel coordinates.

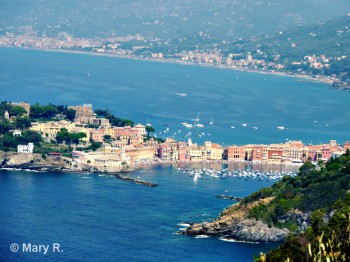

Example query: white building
[17,143,34,154]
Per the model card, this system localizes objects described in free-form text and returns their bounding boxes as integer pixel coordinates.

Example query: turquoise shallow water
[0,48,349,145]
[0,167,281,261]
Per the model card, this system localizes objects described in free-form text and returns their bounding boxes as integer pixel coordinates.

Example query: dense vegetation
[94,109,134,127]
[249,152,350,261]
[30,103,76,121]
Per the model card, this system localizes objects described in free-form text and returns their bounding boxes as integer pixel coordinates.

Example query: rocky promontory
[0,152,72,172]
[182,197,290,242]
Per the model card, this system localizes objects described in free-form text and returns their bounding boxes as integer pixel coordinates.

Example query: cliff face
[183,197,290,242]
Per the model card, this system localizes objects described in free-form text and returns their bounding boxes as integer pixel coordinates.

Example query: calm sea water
[0,48,349,145]
[0,167,281,261]
[0,48,349,261]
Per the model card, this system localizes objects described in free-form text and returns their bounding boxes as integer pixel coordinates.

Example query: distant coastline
[5,46,334,86]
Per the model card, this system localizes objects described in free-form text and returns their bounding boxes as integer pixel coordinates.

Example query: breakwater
[113,173,158,187]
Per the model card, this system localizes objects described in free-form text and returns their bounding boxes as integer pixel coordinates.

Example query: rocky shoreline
[0,152,159,187]
[181,197,310,243]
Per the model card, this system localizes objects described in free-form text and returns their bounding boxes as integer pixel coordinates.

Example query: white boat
[183,123,193,128]
[194,173,201,181]
[176,93,187,97]
[252,126,258,130]
[277,126,285,130]
[230,126,235,129]
[209,116,214,125]
[241,123,247,127]
[194,113,204,127]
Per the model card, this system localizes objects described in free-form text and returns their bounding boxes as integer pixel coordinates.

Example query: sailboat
[209,116,214,125]
[194,113,204,128]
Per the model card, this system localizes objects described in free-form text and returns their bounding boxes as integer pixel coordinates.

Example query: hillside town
[0,26,348,88]
[1,102,349,173]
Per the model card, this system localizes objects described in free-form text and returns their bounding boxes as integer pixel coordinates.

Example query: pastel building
[204,141,223,160]
[226,146,245,161]
[30,120,75,139]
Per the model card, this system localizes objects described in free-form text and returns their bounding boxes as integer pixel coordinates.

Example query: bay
[0,48,349,145]
[0,47,349,261]
[0,168,280,261]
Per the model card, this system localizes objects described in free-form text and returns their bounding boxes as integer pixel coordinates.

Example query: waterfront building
[226,145,245,161]
[94,157,122,169]
[186,144,205,161]
[267,144,284,163]
[125,145,155,163]
[177,142,189,161]
[158,138,179,160]
[244,144,255,161]
[17,142,34,153]
[204,141,223,160]
[252,145,266,162]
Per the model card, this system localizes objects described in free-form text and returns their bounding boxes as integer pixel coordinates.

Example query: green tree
[146,125,155,136]
[13,116,31,129]
[68,132,87,145]
[63,108,76,121]
[0,119,13,134]
[9,106,26,117]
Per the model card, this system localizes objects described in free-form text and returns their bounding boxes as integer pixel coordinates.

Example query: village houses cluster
[9,102,350,171]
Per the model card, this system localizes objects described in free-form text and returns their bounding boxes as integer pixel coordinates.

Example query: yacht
[194,113,204,127]
[183,123,193,128]
[277,126,285,130]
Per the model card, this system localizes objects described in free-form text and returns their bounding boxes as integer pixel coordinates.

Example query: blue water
[0,168,280,261]
[0,48,349,145]
[0,47,349,261]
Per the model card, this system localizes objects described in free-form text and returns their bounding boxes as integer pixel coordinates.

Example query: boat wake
[219,236,259,244]
[195,235,210,239]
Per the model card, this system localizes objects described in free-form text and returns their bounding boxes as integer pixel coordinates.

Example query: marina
[175,167,297,181]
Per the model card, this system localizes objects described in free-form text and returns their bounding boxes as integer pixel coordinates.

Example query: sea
[0,48,349,261]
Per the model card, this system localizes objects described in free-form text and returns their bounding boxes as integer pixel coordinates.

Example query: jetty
[113,173,158,187]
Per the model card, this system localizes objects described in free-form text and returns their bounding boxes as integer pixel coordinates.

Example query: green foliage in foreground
[258,196,350,262]
[244,152,350,230]
[251,152,350,261]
